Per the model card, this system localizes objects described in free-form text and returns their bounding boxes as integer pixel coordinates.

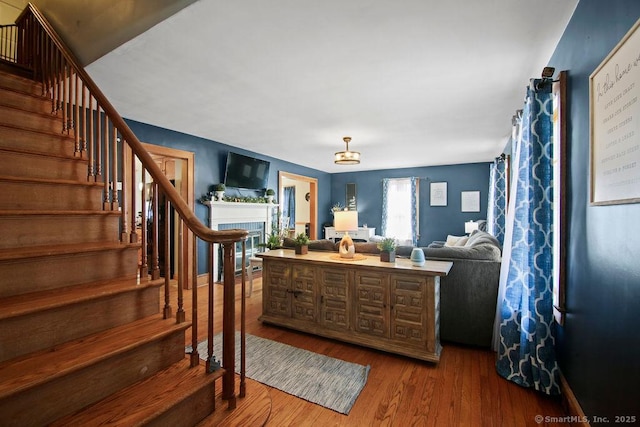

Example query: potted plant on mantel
[265,188,275,204]
[377,237,397,262]
[294,233,310,255]
[213,183,225,201]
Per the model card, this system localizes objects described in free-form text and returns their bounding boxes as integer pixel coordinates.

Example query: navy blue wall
[125,119,331,272]
[548,0,640,421]
[330,163,491,246]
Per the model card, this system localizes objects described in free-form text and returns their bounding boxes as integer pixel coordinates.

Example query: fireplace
[217,224,264,281]
[204,201,277,282]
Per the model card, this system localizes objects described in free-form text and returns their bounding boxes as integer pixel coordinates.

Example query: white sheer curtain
[381,178,417,246]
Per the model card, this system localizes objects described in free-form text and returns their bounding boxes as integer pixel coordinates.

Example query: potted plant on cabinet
[213,183,225,201]
[260,232,282,251]
[377,237,397,262]
[294,233,310,255]
[265,188,275,203]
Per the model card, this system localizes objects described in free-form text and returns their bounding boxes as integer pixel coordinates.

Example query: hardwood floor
[178,274,567,426]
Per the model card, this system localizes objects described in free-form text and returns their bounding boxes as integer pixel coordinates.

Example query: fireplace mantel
[204,201,278,232]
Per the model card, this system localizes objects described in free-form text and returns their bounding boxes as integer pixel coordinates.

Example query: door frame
[142,142,195,289]
[278,171,318,240]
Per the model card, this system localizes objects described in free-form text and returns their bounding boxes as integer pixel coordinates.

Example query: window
[381,177,419,246]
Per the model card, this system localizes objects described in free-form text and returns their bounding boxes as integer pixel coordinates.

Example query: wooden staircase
[0,67,223,425]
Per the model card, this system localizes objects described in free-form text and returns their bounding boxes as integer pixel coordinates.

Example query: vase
[410,248,425,266]
[380,250,396,262]
[215,191,225,201]
[295,245,308,255]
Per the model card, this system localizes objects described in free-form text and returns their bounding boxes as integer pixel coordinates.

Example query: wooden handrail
[16,3,246,245]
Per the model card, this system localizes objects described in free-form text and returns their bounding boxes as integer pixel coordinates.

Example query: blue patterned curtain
[494,80,560,395]
[487,157,507,246]
[282,186,295,229]
[381,178,390,237]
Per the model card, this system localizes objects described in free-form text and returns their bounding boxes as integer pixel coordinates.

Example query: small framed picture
[461,191,480,212]
[430,182,447,206]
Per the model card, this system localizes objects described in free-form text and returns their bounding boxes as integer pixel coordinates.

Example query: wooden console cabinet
[258,250,452,362]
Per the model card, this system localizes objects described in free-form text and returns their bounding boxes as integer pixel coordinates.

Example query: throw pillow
[444,235,465,247]
[454,236,469,246]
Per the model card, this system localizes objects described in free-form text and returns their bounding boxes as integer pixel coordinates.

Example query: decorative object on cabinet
[377,237,397,262]
[294,233,310,255]
[334,210,358,258]
[410,247,426,266]
[430,182,447,206]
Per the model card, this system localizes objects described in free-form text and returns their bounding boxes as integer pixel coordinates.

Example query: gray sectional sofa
[397,231,502,348]
[281,230,502,348]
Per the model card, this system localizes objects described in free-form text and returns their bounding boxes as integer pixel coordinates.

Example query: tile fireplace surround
[204,201,278,281]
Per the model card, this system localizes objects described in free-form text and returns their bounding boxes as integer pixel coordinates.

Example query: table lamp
[465,220,479,235]
[334,210,358,258]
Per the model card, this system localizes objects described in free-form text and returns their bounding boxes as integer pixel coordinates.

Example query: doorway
[137,143,195,288]
[278,171,318,240]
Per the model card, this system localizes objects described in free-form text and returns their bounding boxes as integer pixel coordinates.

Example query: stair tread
[52,359,223,427]
[0,209,121,216]
[0,173,103,187]
[0,314,190,399]
[0,145,83,162]
[0,241,140,261]
[0,278,164,320]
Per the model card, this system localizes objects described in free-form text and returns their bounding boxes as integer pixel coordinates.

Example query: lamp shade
[334,210,358,232]
[465,221,479,234]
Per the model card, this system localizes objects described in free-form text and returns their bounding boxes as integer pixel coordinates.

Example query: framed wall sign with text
[590,17,640,205]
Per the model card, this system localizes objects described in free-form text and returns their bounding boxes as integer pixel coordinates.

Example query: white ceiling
[50,0,578,173]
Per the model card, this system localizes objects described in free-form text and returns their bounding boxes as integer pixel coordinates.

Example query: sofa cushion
[354,242,380,254]
[465,230,501,249]
[282,238,337,251]
[421,244,501,261]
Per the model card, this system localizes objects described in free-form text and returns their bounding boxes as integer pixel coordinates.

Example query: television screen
[223,152,270,190]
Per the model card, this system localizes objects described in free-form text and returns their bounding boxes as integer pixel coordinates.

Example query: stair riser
[0,286,161,363]
[146,383,217,427]
[0,247,140,298]
[0,180,104,210]
[0,104,65,134]
[0,331,185,427]
[0,125,77,157]
[0,150,87,181]
[0,72,42,96]
[0,214,120,248]
[0,86,52,114]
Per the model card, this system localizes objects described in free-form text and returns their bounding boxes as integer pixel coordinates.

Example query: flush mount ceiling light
[334,137,360,165]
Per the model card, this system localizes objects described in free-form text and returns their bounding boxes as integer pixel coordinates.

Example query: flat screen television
[223,151,270,190]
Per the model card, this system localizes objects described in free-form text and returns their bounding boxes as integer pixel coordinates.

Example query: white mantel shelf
[204,201,278,229]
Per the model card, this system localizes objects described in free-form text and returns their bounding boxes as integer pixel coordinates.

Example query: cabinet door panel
[291,264,317,322]
[263,261,291,317]
[390,274,427,348]
[319,268,350,331]
[354,272,389,337]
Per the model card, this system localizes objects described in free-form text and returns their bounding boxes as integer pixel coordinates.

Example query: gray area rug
[186,332,370,414]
